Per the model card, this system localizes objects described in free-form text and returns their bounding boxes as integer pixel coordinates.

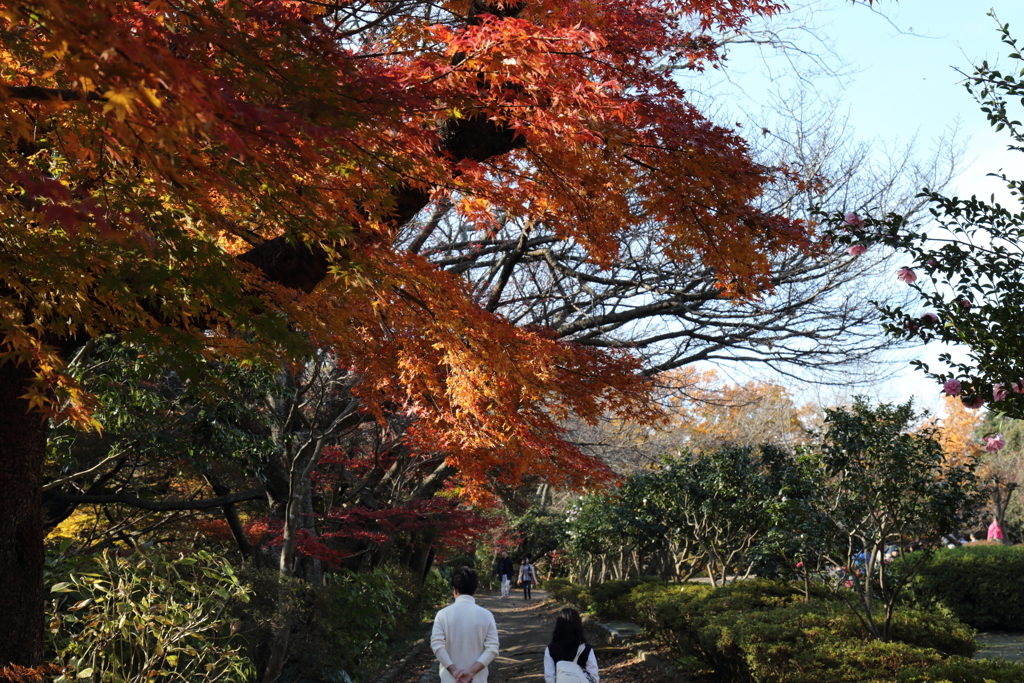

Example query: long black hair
[548,607,588,663]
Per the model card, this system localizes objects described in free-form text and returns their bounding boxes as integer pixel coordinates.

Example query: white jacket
[430,595,500,683]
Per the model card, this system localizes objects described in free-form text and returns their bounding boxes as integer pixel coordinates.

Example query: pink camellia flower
[844,212,864,229]
[963,395,986,409]
[928,259,938,267]
[896,267,918,284]
[984,434,1006,452]
[942,379,962,396]
[993,383,1008,402]
[847,244,867,256]
[1013,381,1024,394]
[796,561,804,568]
[845,580,853,588]
[921,312,939,324]
[961,299,971,309]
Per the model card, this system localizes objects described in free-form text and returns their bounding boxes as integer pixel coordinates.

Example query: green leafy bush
[620,579,995,683]
[544,578,591,612]
[47,548,254,683]
[237,564,439,682]
[898,656,1024,683]
[587,577,664,620]
[898,545,1024,631]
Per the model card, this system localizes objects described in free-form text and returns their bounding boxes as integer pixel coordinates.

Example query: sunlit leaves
[2,0,827,481]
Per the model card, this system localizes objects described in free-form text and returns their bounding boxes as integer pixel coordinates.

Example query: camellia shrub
[897,545,1024,631]
[586,577,664,620]
[544,577,592,613]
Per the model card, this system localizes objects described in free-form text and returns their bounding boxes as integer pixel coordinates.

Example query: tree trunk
[0,361,46,666]
[410,530,438,584]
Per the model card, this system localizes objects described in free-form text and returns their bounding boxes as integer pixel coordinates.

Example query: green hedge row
[898,545,1024,631]
[550,578,1024,683]
[544,576,664,620]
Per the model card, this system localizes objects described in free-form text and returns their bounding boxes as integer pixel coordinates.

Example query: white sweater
[430,595,500,683]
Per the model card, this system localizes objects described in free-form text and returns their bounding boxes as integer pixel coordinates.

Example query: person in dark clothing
[543,607,598,683]
[494,551,514,599]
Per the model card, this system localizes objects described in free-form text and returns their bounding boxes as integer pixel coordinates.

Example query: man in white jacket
[430,566,500,683]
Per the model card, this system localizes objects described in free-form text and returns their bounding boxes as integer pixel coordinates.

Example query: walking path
[975,633,1024,663]
[392,589,661,683]
[484,590,554,683]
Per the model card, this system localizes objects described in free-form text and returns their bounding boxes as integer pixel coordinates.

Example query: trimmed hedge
[545,577,665,620]
[561,578,1024,683]
[544,578,591,612]
[898,545,1024,631]
[627,579,983,683]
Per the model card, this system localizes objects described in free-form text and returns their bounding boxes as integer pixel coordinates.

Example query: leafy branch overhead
[825,17,1024,419]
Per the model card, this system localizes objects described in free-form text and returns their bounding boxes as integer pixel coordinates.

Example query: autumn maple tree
[0,0,864,666]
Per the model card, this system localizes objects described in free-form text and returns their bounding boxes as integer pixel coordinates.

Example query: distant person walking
[988,517,1005,543]
[431,566,500,683]
[518,555,537,601]
[543,607,599,683]
[495,551,514,599]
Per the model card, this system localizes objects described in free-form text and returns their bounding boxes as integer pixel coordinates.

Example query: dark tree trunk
[0,361,46,666]
[410,530,437,585]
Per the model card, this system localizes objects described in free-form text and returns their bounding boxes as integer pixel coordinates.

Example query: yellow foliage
[46,506,100,543]
[927,395,985,469]
[657,368,813,450]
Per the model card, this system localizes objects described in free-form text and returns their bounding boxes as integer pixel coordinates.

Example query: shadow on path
[391,589,662,683]
[477,589,553,683]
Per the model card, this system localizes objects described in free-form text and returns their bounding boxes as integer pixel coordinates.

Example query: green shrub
[47,547,254,683]
[544,578,591,612]
[898,656,1024,683]
[898,545,1024,631]
[620,578,987,683]
[237,564,438,682]
[542,577,572,598]
[587,577,664,620]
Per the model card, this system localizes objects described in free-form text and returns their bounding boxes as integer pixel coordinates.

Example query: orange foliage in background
[927,396,985,469]
[657,368,815,450]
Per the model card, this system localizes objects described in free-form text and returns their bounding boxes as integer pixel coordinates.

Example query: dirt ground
[390,589,662,683]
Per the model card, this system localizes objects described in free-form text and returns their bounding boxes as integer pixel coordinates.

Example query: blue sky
[831,1,1024,411]
[703,1,1024,412]
[830,1,1024,190]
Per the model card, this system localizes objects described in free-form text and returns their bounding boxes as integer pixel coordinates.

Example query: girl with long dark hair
[518,555,537,601]
[543,607,599,683]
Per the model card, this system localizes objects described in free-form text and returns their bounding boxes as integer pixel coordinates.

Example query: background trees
[552,397,983,643]
[794,399,980,640]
